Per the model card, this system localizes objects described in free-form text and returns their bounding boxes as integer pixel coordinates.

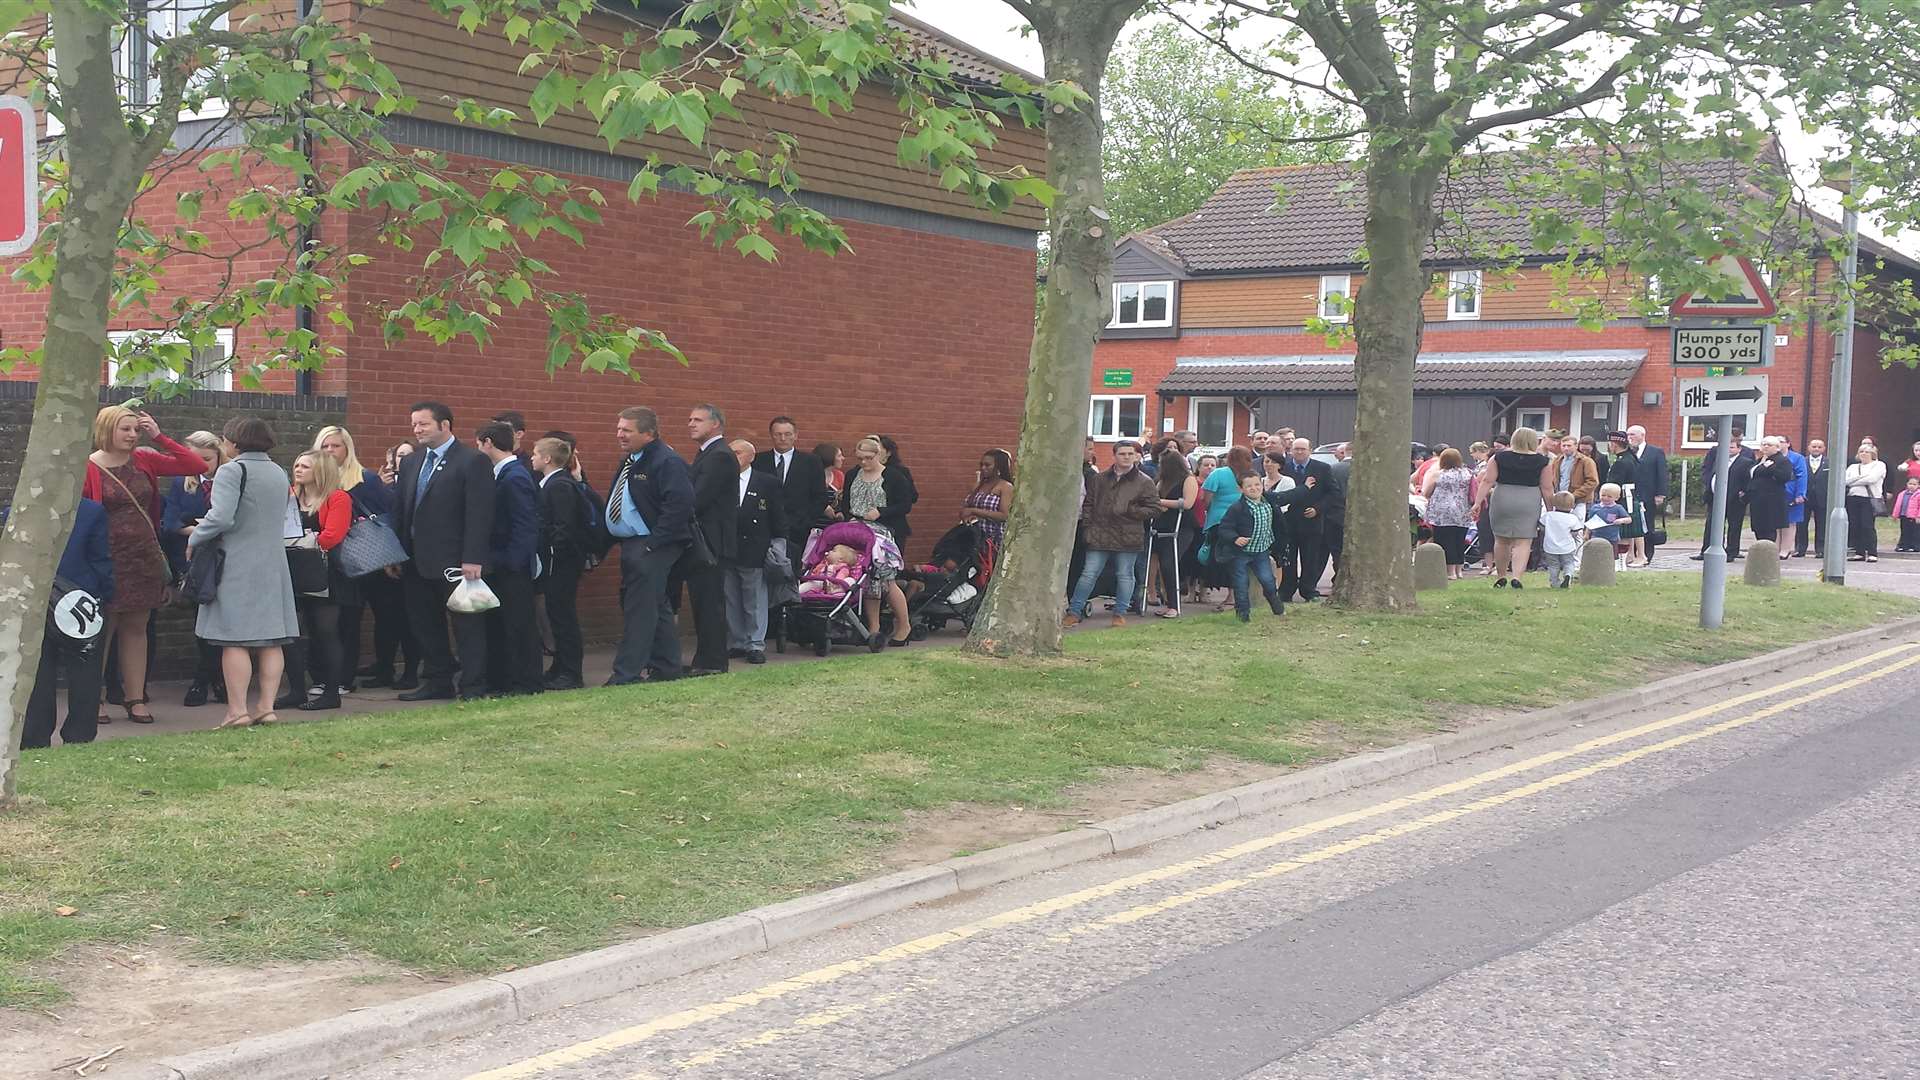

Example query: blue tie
[414,448,439,508]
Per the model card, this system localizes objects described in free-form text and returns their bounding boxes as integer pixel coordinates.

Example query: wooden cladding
[1180,268,1641,329]
[360,0,1048,230]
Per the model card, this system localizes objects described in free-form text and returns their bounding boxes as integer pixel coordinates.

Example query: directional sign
[1679,374,1769,416]
[1670,254,1777,318]
[1672,325,1769,367]
[0,95,35,256]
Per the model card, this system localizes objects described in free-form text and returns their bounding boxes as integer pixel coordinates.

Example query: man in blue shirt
[605,406,695,684]
[477,421,544,697]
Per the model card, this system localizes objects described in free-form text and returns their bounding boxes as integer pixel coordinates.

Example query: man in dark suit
[681,403,738,676]
[1799,438,1829,557]
[1325,441,1351,577]
[532,436,590,690]
[725,438,787,665]
[1695,432,1755,561]
[476,421,543,697]
[392,401,495,701]
[1624,425,1670,562]
[753,416,828,577]
[605,406,694,685]
[1280,438,1335,601]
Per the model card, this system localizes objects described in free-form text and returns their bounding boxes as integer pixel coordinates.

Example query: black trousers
[1325,519,1345,572]
[403,570,490,696]
[1846,496,1879,555]
[1702,497,1748,557]
[1067,525,1089,599]
[1431,525,1469,566]
[1289,523,1328,599]
[1796,504,1825,555]
[681,555,729,673]
[23,624,101,748]
[484,569,544,696]
[612,539,683,682]
[364,569,418,675]
[285,597,343,697]
[540,557,584,682]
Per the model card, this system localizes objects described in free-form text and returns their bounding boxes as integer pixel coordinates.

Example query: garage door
[1256,395,1502,449]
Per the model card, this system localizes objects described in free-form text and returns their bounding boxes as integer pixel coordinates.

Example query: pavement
[282,623,1920,1080]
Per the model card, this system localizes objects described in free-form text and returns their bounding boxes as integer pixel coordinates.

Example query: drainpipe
[293,0,319,397]
[1799,259,1819,448]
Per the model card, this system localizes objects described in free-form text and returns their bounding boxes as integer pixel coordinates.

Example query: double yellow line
[466,643,1920,1080]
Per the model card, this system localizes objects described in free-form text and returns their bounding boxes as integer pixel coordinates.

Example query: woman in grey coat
[189,417,300,727]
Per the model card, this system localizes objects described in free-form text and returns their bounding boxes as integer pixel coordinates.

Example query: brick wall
[0,382,347,676]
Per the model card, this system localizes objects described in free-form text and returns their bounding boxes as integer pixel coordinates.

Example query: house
[1091,153,1920,464]
[0,1,1046,647]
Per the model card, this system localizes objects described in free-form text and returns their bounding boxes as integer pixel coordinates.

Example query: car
[1311,441,1430,466]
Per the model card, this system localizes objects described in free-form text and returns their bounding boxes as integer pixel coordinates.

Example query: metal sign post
[1699,413,1735,629]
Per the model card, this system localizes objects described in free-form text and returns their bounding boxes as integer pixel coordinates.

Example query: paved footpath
[330,627,1920,1080]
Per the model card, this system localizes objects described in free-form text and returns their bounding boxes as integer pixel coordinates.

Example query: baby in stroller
[798,543,864,597]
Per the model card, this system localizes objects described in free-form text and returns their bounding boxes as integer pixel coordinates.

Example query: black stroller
[904,523,997,637]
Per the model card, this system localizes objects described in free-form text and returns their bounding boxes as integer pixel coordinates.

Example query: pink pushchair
[774,520,901,655]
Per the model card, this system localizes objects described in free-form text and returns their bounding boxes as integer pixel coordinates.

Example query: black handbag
[285,536,331,597]
[183,464,246,604]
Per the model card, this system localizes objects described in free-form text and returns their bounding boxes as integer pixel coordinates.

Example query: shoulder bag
[335,514,409,578]
[180,464,247,604]
[97,461,175,590]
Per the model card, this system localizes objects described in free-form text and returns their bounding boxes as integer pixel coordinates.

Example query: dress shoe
[728,648,749,660]
[392,670,420,691]
[183,681,209,707]
[1688,553,1705,561]
[746,650,767,665]
[604,675,642,687]
[687,667,725,678]
[273,690,303,710]
[297,693,341,712]
[361,669,395,689]
[545,676,585,691]
[641,667,681,683]
[397,683,455,702]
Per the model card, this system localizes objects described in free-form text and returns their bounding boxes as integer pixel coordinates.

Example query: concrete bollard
[1578,538,1617,586]
[1743,539,1781,586]
[1414,542,1449,590]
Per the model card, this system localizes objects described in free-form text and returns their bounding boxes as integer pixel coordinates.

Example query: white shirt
[701,435,724,452]
[1540,508,1584,555]
[738,468,752,506]
[539,469,560,489]
[491,455,513,478]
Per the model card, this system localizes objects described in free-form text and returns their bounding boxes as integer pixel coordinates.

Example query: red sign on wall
[0,95,38,256]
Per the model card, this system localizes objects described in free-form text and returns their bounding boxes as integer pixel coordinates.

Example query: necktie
[413,448,439,508]
[778,452,788,482]
[609,454,636,522]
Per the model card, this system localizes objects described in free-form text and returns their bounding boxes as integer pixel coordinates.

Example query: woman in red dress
[83,406,208,724]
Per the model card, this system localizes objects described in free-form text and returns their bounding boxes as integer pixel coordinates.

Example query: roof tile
[1159,350,1646,395]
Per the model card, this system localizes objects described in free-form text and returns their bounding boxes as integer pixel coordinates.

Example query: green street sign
[1102,369,1133,388]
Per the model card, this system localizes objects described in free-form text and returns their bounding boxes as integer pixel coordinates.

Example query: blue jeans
[1069,548,1137,618]
[1231,551,1282,620]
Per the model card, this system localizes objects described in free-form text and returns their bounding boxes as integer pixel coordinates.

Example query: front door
[1569,396,1618,442]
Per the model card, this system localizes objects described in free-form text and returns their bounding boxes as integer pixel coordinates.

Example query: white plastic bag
[446,577,500,614]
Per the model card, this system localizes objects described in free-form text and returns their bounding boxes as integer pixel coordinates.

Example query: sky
[898,0,1912,257]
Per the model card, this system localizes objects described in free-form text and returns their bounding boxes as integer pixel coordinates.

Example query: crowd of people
[18,400,1919,747]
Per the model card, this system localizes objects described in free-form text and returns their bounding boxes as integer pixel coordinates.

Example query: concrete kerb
[153,615,1920,1080]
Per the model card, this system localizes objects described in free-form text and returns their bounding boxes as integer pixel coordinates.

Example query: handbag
[335,515,409,578]
[181,464,247,604]
[1870,494,1889,517]
[285,532,331,598]
[686,519,719,568]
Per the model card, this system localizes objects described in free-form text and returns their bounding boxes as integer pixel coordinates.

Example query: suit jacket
[537,470,591,569]
[733,467,787,568]
[1702,447,1754,502]
[395,438,495,580]
[1746,454,1793,533]
[1279,457,1335,533]
[1806,455,1831,509]
[753,448,829,541]
[487,457,540,575]
[1326,458,1352,526]
[687,438,740,563]
[602,439,694,553]
[1622,444,1669,503]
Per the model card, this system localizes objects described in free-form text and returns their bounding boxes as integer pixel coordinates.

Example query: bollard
[1578,538,1617,586]
[1743,539,1782,586]
[1413,542,1449,590]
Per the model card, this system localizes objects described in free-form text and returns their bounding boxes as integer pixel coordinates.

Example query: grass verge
[3,576,1914,1005]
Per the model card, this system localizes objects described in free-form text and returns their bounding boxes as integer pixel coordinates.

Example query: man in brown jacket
[1066,440,1160,628]
[1547,429,1600,515]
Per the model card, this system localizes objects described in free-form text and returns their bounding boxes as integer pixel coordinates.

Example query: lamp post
[1822,168,1859,585]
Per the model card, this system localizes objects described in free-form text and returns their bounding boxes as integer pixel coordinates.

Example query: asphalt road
[338,633,1920,1080]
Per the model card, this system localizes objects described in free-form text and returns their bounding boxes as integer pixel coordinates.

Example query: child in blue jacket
[23,497,115,748]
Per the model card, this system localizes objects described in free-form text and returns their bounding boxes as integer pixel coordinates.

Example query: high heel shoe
[121,697,155,724]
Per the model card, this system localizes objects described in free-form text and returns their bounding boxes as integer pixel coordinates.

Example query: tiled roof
[1159,350,1646,395]
[1136,152,1788,275]
[886,11,1041,87]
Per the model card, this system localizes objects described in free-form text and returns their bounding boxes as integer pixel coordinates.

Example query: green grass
[1660,514,1898,546]
[2,577,1913,1006]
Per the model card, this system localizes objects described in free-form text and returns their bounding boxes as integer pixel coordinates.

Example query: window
[111,1,229,108]
[1110,281,1173,328]
[1190,398,1232,449]
[1683,414,1760,449]
[1319,274,1351,323]
[1516,408,1551,434]
[107,328,234,392]
[1446,269,1482,320]
[1088,395,1146,442]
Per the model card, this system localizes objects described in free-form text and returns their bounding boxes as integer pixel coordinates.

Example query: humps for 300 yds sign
[51,588,105,642]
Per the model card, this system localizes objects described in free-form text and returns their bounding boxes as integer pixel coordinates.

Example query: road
[340,633,1920,1080]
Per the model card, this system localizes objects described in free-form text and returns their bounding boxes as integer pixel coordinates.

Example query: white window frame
[1446,269,1482,320]
[1087,394,1147,443]
[1109,280,1174,329]
[1319,274,1352,323]
[1515,407,1551,434]
[1188,396,1234,451]
[107,327,235,392]
[1682,411,1764,450]
[48,3,230,135]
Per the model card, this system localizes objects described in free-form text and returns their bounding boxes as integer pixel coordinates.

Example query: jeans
[1069,549,1136,618]
[1230,551,1282,620]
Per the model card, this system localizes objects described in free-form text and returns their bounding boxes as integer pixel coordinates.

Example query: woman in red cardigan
[281,450,356,712]
[84,405,208,723]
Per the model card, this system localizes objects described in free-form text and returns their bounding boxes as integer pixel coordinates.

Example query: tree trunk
[1331,143,1439,612]
[0,6,148,806]
[965,0,1142,658]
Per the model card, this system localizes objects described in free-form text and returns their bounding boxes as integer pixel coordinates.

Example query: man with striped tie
[604,406,696,685]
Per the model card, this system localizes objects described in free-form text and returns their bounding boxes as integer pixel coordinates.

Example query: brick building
[2,2,1046,641]
[1091,156,1920,467]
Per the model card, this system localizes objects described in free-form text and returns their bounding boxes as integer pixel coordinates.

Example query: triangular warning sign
[1669,254,1777,318]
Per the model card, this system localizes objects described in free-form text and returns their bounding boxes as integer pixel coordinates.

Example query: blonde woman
[834,435,917,646]
[1846,445,1887,562]
[277,449,356,711]
[314,425,395,693]
[83,405,207,723]
[162,430,228,706]
[1472,426,1555,589]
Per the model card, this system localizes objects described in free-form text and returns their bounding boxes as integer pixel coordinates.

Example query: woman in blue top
[1200,446,1257,610]
[161,430,227,707]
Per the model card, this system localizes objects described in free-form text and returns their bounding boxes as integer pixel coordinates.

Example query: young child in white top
[1539,491,1586,589]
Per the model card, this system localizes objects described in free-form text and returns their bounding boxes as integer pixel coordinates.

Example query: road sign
[1669,254,1777,318]
[1672,325,1769,367]
[0,95,35,256]
[1678,374,1769,415]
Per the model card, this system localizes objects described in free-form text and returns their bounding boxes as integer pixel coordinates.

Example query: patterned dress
[848,473,901,592]
[99,462,168,612]
[964,487,1007,546]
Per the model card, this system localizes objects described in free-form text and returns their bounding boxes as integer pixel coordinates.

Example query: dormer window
[1110,281,1174,328]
